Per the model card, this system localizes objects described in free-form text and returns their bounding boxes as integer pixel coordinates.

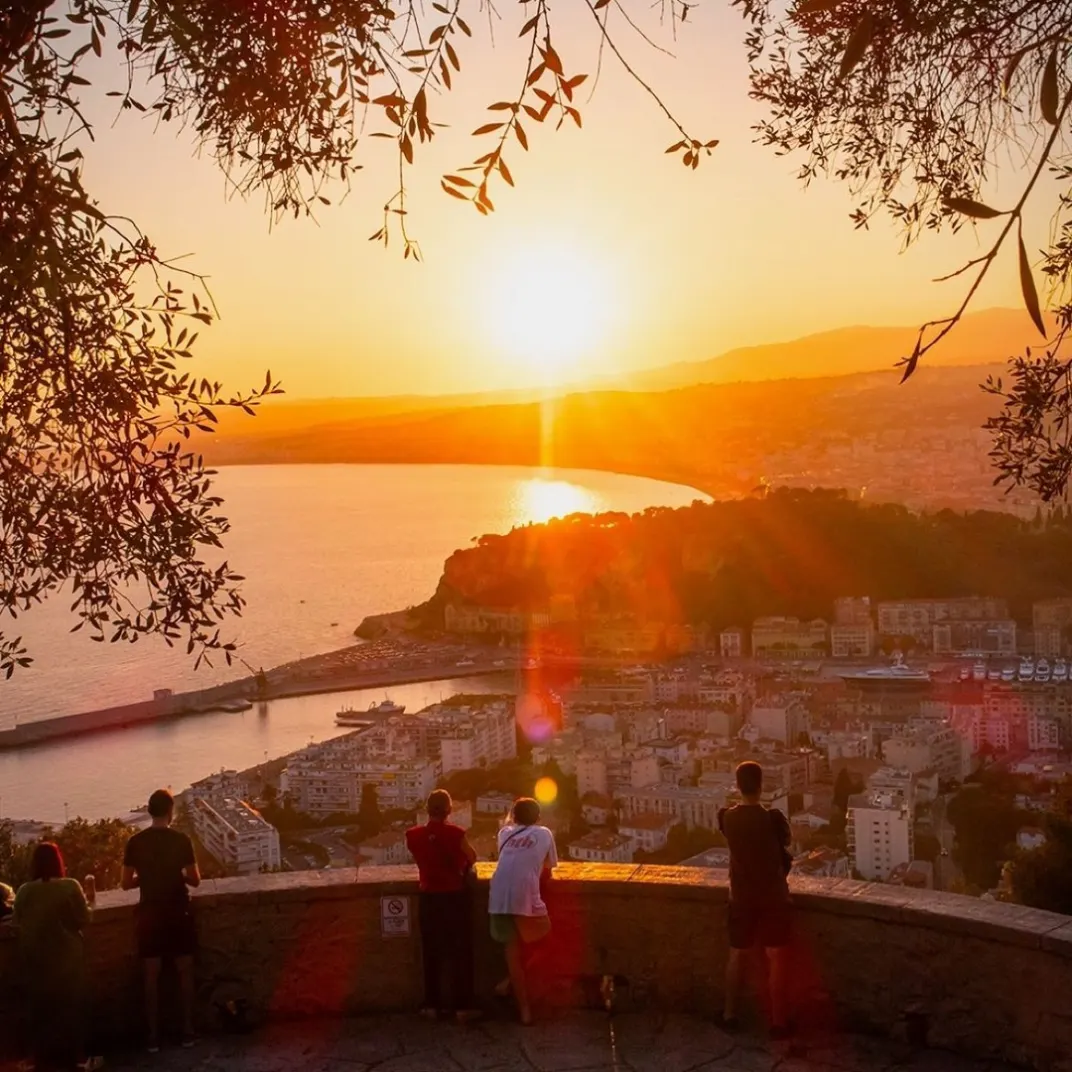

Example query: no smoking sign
[380,895,411,938]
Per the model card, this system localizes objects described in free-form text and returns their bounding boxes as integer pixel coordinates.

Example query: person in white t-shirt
[488,797,558,1024]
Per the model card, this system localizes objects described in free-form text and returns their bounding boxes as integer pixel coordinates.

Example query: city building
[876,597,1009,648]
[831,622,876,658]
[847,791,914,881]
[747,697,809,746]
[282,758,440,817]
[834,597,873,626]
[719,627,746,659]
[792,847,850,879]
[357,830,411,866]
[618,812,675,854]
[751,617,828,658]
[189,797,281,875]
[618,785,731,831]
[932,619,1017,656]
[580,793,614,826]
[576,751,609,798]
[422,703,518,775]
[882,726,971,782]
[568,831,635,864]
[476,792,516,816]
[443,603,551,636]
[1033,598,1072,658]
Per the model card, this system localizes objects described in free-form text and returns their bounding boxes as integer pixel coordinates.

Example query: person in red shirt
[406,789,479,1021]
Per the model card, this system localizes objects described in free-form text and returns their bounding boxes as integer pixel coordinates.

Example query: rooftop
[101,1011,1013,1072]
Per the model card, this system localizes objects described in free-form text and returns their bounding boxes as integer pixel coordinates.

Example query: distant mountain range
[198,307,1045,512]
[615,307,1048,391]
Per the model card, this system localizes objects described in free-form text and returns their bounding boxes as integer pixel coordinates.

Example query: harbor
[0,637,516,751]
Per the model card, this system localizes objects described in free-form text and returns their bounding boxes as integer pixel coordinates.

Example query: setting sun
[484,241,616,382]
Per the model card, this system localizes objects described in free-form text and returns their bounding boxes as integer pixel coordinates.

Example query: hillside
[200,363,1019,513]
[425,489,1072,632]
[619,308,1049,391]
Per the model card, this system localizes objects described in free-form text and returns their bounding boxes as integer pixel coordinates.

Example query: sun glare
[514,478,598,525]
[485,242,615,382]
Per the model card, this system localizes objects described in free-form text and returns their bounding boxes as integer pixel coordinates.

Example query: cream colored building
[751,617,828,657]
[190,797,281,875]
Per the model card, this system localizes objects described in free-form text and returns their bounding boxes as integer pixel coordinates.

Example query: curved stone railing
[2,865,1070,1068]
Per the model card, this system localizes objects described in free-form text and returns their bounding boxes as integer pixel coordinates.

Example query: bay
[0,463,704,820]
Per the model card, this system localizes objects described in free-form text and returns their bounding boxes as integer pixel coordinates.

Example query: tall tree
[358,783,382,838]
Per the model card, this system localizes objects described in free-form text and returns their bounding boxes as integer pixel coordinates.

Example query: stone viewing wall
[3,864,1072,1069]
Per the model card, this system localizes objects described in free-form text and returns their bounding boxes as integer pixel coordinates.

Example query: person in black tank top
[717,761,793,1039]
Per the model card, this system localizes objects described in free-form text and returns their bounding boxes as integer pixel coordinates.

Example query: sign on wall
[380,895,411,938]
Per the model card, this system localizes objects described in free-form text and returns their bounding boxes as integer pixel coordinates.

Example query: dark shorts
[136,902,197,959]
[727,899,791,950]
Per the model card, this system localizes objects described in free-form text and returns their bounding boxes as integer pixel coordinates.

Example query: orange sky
[80,3,1046,398]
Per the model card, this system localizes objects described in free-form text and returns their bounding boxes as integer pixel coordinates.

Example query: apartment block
[747,696,809,746]
[720,627,746,658]
[282,757,440,816]
[618,785,731,831]
[1033,598,1072,657]
[190,797,281,875]
[877,597,1009,647]
[847,791,914,881]
[831,622,876,658]
[932,619,1017,655]
[751,617,828,658]
[834,597,873,626]
[882,725,971,782]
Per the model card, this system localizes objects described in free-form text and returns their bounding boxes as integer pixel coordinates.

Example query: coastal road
[933,795,961,892]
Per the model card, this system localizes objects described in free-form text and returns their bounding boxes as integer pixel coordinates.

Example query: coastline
[0,641,515,752]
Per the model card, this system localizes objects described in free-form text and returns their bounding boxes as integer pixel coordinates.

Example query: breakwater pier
[0,639,513,751]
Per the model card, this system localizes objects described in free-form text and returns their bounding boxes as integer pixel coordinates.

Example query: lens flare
[534,777,558,806]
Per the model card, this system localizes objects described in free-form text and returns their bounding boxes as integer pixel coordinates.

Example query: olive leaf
[838,12,874,82]
[1041,46,1059,125]
[942,197,1003,220]
[1018,228,1047,338]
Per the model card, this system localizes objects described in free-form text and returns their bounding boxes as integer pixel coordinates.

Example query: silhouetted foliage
[358,783,382,837]
[947,784,1027,891]
[1008,815,1072,914]
[433,489,1072,632]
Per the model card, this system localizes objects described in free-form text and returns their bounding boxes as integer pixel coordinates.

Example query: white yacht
[1054,659,1068,683]
[1036,659,1052,684]
[972,661,987,682]
[959,665,971,681]
[1001,665,1016,682]
[987,667,1001,681]
[1019,657,1035,682]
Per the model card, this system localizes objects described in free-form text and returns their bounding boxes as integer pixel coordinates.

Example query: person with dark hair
[717,761,793,1039]
[488,796,557,1025]
[405,789,479,1022]
[13,842,101,1070]
[121,789,201,1052]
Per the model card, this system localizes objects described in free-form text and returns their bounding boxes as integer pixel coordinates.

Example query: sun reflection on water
[512,478,599,526]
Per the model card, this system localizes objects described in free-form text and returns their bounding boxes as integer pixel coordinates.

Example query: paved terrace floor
[96,1012,1019,1072]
